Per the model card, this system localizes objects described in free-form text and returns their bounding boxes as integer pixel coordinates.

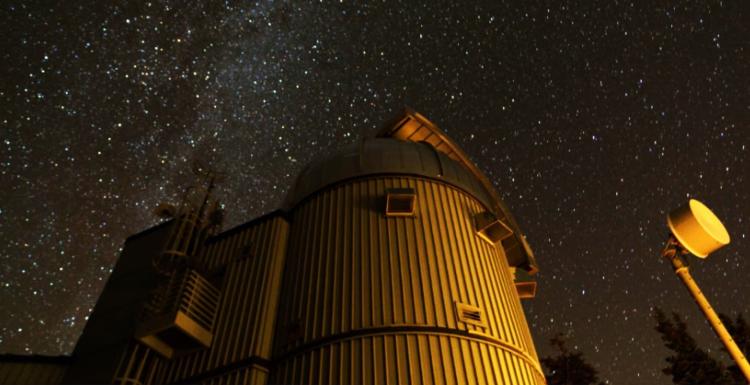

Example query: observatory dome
[284,137,495,209]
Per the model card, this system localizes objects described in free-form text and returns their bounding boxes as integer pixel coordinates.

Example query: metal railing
[142,269,220,329]
[177,269,220,331]
[137,268,221,359]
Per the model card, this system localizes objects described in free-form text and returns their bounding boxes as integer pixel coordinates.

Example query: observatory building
[1,110,545,385]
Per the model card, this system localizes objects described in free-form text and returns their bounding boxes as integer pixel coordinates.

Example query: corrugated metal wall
[0,357,68,385]
[202,364,267,385]
[273,334,545,385]
[271,176,545,385]
[154,215,288,385]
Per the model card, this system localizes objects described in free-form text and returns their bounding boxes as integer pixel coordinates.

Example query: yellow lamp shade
[667,199,730,258]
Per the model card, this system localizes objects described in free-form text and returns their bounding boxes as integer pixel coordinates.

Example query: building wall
[0,355,69,385]
[154,214,289,385]
[62,222,173,384]
[271,176,545,385]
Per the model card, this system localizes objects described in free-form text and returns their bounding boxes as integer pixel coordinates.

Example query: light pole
[662,199,750,383]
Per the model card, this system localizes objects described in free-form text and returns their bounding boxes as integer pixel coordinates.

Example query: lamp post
[662,199,750,383]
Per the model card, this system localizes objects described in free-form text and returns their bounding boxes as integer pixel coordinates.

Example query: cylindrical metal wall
[272,176,545,385]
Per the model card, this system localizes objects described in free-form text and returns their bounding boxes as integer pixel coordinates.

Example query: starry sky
[1,1,748,384]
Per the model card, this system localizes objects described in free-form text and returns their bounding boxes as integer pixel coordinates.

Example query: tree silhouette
[541,333,605,385]
[653,307,735,385]
[719,313,750,384]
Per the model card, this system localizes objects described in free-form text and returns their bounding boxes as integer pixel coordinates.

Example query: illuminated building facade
[0,110,545,385]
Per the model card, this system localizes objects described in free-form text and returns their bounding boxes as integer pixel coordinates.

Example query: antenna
[152,159,227,275]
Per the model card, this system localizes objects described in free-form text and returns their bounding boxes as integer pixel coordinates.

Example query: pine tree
[541,333,605,385]
[653,307,734,385]
[718,313,750,384]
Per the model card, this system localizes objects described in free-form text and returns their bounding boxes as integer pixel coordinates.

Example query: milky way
[2,2,749,384]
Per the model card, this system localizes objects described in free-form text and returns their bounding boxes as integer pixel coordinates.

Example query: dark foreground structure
[1,110,545,385]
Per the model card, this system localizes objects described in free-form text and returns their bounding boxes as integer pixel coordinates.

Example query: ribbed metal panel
[113,342,160,385]
[0,357,68,385]
[273,334,546,385]
[272,176,544,385]
[157,215,288,384]
[202,365,267,385]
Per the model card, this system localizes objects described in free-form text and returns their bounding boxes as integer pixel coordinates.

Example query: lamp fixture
[661,199,749,382]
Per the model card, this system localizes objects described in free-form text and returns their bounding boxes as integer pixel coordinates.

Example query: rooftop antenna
[138,159,225,358]
[190,159,226,227]
[661,199,749,382]
[152,159,226,275]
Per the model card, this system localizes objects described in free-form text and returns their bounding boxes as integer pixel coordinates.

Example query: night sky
[2,2,749,384]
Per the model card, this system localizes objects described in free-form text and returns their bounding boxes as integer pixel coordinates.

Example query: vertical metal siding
[146,175,543,385]
[272,176,544,385]
[0,359,67,385]
[158,215,288,384]
[271,333,546,385]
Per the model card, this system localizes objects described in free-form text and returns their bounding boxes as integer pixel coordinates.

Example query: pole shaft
[673,264,750,383]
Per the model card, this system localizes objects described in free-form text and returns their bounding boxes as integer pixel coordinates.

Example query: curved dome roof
[284,138,494,209]
[282,109,538,274]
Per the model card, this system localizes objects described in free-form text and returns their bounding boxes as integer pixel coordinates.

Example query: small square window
[475,211,513,244]
[512,268,537,299]
[514,281,537,299]
[455,301,487,328]
[385,188,416,216]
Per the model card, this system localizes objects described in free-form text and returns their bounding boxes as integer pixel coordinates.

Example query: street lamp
[662,199,750,382]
